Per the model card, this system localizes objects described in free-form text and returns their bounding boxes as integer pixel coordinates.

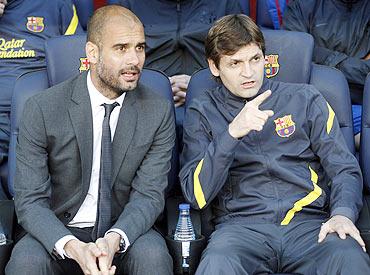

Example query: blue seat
[358,74,370,254]
[360,74,370,193]
[8,70,49,196]
[72,0,94,31]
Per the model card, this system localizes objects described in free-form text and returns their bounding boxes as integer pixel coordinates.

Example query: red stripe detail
[275,0,283,26]
[250,0,257,22]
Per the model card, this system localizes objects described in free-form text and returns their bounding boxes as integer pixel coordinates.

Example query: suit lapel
[68,73,93,197]
[111,91,137,186]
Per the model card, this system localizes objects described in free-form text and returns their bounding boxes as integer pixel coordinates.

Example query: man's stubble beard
[96,56,140,98]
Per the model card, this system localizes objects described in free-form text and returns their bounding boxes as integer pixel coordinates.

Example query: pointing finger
[250,90,272,107]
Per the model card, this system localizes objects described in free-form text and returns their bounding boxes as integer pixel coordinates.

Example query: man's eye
[253,56,261,62]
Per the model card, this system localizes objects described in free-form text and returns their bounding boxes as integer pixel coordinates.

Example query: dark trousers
[196,219,370,275]
[6,227,173,275]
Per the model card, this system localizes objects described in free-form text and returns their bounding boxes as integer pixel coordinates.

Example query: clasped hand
[169,74,190,107]
[65,232,121,275]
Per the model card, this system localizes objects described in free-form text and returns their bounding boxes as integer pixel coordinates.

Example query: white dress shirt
[55,72,130,258]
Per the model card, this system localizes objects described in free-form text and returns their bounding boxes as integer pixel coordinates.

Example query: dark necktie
[93,102,119,240]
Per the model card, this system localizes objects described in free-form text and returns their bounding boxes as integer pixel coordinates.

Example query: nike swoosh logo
[315,23,328,27]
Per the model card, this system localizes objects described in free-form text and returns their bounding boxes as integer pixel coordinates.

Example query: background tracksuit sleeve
[283,1,370,86]
[59,0,84,35]
[307,88,363,222]
[179,103,239,210]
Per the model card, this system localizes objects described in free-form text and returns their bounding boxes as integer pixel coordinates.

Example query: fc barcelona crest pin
[274,115,295,138]
[264,54,280,78]
[26,17,44,33]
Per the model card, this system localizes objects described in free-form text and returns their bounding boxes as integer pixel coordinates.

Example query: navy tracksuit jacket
[180,79,363,226]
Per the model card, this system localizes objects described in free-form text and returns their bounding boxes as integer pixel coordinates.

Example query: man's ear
[208,59,220,77]
[85,41,99,65]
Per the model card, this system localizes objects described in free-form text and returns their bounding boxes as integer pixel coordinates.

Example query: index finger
[249,90,272,107]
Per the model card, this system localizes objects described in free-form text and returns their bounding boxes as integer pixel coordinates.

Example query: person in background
[6,5,175,275]
[180,14,370,274]
[283,0,370,147]
[0,0,84,197]
[119,0,243,127]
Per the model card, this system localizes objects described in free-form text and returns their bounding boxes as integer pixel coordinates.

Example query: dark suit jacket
[14,72,176,254]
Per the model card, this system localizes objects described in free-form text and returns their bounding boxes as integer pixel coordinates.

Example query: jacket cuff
[331,207,356,223]
[218,129,240,154]
[106,228,130,252]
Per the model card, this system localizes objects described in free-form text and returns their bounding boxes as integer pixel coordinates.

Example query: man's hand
[169,74,190,107]
[363,52,370,60]
[64,239,104,275]
[228,90,274,139]
[318,215,366,252]
[0,0,7,17]
[95,232,121,275]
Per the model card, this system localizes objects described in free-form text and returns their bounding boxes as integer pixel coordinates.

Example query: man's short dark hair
[205,14,265,68]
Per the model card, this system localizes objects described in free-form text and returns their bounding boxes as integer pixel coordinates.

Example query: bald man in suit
[6,5,175,275]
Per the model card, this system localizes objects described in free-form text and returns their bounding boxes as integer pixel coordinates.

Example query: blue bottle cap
[179,203,190,210]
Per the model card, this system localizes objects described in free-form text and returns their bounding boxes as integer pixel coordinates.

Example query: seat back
[310,64,355,153]
[360,74,370,193]
[263,29,313,84]
[8,70,49,196]
[72,0,94,31]
[358,74,370,256]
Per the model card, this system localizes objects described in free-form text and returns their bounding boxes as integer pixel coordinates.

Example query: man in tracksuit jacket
[283,0,370,142]
[180,14,370,274]
[0,0,83,185]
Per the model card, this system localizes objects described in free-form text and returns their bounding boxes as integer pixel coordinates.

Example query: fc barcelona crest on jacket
[274,115,295,138]
[26,17,44,33]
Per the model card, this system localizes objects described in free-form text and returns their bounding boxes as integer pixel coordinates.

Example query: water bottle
[174,203,196,274]
[174,203,196,241]
[0,223,6,245]
[0,233,5,245]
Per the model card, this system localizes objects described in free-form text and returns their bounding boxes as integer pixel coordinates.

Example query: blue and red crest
[26,17,44,33]
[264,54,280,78]
[274,115,295,138]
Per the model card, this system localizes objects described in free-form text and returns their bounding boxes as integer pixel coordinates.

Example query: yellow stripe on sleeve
[64,5,79,35]
[326,102,335,135]
[194,159,206,209]
[281,166,322,225]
